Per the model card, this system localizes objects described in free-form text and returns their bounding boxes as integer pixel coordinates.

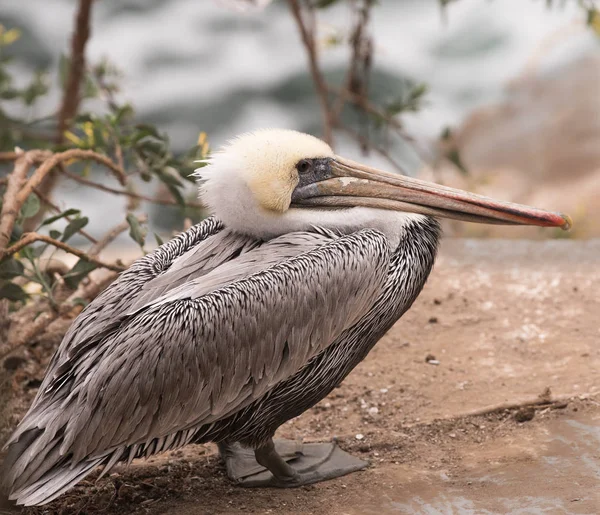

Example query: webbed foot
[219,438,368,487]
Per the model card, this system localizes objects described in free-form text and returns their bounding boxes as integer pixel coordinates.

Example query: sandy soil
[2,238,599,514]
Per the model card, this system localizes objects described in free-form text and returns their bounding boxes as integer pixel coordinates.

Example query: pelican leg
[218,440,302,481]
[221,438,368,488]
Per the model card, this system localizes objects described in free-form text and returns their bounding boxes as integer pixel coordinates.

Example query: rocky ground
[1,238,599,514]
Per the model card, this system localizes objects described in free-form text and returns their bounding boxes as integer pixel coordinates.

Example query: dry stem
[16,149,127,209]
[56,0,94,142]
[0,151,41,253]
[288,0,333,145]
[28,0,96,230]
[89,213,147,258]
[33,186,98,244]
[61,168,203,208]
[1,233,124,272]
[0,152,19,162]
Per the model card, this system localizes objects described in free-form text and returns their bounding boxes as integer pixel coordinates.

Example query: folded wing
[4,228,390,505]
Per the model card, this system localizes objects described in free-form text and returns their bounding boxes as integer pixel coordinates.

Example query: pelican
[1,129,570,506]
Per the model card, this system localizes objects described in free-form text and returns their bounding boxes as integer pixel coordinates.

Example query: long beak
[292,156,571,229]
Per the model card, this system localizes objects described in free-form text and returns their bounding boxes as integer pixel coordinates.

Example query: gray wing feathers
[2,217,223,504]
[4,227,390,506]
[128,228,259,311]
[55,229,389,454]
[136,231,335,310]
[36,216,224,396]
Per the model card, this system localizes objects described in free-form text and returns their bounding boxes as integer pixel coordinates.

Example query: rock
[3,356,27,371]
[428,54,600,238]
[514,406,536,423]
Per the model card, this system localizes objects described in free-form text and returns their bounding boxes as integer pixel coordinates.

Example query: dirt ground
[2,238,599,514]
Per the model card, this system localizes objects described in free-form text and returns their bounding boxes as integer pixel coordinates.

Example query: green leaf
[64,259,97,289]
[0,259,24,279]
[447,148,468,176]
[40,208,81,226]
[314,0,341,8]
[133,124,160,140]
[20,246,35,261]
[70,297,88,308]
[10,223,23,245]
[156,167,183,187]
[32,244,46,258]
[0,282,28,302]
[20,193,40,219]
[114,104,134,125]
[166,183,185,207]
[61,217,89,242]
[126,214,147,248]
[22,71,49,106]
[92,124,105,149]
[49,229,62,240]
[74,113,94,124]
[0,88,20,100]
[154,232,164,247]
[58,54,70,90]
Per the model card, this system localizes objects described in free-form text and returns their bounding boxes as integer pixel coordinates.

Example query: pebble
[355,433,364,440]
[425,353,440,365]
[368,407,379,415]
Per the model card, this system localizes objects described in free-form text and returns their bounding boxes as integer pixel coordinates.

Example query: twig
[16,149,127,208]
[56,0,94,143]
[32,186,98,244]
[287,0,333,146]
[61,168,204,208]
[331,0,373,131]
[328,85,411,138]
[0,151,39,253]
[340,126,407,174]
[27,0,95,231]
[89,213,147,258]
[1,233,124,272]
[456,397,571,419]
[0,152,19,162]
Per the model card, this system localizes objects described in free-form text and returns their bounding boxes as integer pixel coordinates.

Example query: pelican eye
[296,159,312,174]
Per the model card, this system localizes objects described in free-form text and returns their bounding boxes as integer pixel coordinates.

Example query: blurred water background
[1,0,598,239]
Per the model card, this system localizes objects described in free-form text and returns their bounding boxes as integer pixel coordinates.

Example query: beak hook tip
[560,214,573,231]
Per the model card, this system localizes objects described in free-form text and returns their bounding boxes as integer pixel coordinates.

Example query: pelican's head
[197,129,571,242]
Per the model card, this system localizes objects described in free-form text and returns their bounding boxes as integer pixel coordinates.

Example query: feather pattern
[2,215,440,506]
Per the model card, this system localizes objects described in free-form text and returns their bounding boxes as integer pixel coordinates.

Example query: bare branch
[89,213,148,258]
[0,152,19,162]
[61,167,204,208]
[331,0,373,130]
[0,233,125,272]
[56,0,94,143]
[26,0,96,231]
[0,151,42,253]
[328,85,410,139]
[287,0,334,146]
[33,186,98,244]
[16,149,127,208]
[340,126,407,175]
[455,397,569,419]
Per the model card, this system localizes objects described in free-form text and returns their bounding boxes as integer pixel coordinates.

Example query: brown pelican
[1,129,570,506]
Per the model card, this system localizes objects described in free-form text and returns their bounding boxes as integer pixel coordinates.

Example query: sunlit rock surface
[427,55,600,239]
